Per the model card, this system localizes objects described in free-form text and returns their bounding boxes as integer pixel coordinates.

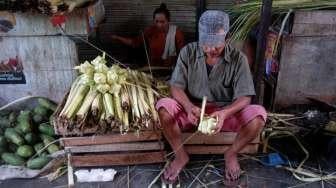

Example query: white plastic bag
[75,168,117,182]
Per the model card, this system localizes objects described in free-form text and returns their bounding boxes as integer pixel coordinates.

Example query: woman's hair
[153,3,170,21]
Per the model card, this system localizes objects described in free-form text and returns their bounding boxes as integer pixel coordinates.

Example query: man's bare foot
[163,151,189,183]
[224,150,241,181]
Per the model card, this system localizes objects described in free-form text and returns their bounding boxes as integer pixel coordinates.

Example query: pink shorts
[155,98,267,132]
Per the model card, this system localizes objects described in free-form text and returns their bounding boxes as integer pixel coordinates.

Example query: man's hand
[186,105,201,125]
[210,109,228,134]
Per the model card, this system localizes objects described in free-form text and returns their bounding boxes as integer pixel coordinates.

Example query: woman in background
[110,3,185,67]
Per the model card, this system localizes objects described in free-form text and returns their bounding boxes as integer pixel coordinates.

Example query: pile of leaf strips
[262,113,336,184]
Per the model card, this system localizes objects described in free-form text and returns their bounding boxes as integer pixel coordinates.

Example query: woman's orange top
[132,25,185,66]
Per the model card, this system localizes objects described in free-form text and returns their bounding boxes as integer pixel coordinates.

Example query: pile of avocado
[0,98,59,169]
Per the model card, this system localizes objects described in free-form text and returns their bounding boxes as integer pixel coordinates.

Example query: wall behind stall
[77,0,235,66]
[206,0,235,10]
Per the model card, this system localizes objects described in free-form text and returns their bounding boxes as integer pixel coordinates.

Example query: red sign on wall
[0,56,26,84]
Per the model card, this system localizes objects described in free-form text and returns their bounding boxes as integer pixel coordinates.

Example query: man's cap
[198,10,230,46]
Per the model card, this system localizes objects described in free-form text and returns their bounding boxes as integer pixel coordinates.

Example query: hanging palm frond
[228,0,336,41]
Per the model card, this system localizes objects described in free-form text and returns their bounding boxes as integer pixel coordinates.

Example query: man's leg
[158,107,189,182]
[225,116,265,180]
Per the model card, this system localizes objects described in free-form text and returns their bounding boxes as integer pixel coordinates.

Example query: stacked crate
[61,131,166,167]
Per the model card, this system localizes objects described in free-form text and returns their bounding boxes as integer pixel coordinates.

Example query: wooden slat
[65,142,164,153]
[182,132,260,145]
[185,144,259,155]
[292,23,336,37]
[206,0,234,10]
[71,151,166,167]
[61,131,162,146]
[291,11,336,36]
[274,35,336,109]
[294,11,336,25]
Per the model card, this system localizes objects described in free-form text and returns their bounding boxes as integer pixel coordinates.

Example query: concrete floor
[1,155,335,188]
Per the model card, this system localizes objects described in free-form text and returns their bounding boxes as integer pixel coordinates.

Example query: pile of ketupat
[197,97,219,135]
[58,54,168,134]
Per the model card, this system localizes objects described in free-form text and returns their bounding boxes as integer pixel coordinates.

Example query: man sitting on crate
[156,10,267,183]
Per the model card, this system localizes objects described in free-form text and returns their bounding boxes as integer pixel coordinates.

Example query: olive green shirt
[170,42,255,107]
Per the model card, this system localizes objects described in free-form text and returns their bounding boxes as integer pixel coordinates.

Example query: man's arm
[170,86,201,125]
[169,44,201,124]
[170,85,194,112]
[170,85,201,125]
[221,96,251,117]
[211,96,251,133]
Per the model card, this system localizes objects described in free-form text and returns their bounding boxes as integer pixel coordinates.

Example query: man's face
[202,43,225,58]
[154,13,169,31]
[201,29,226,58]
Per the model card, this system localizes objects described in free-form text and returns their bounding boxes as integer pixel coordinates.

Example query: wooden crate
[63,131,259,167]
[182,132,260,154]
[62,131,166,167]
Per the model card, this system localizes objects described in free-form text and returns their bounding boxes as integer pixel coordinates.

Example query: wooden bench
[62,131,259,167]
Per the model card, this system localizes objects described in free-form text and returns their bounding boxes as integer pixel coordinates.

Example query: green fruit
[24,133,38,145]
[14,125,24,135]
[34,143,45,155]
[27,156,50,169]
[16,145,34,158]
[5,128,24,146]
[17,110,30,122]
[33,114,44,124]
[17,111,32,134]
[0,136,8,147]
[38,98,57,111]
[8,112,17,124]
[49,116,54,127]
[18,121,32,133]
[33,106,48,116]
[0,117,11,128]
[47,144,59,154]
[38,123,55,136]
[2,153,25,166]
[40,134,55,145]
